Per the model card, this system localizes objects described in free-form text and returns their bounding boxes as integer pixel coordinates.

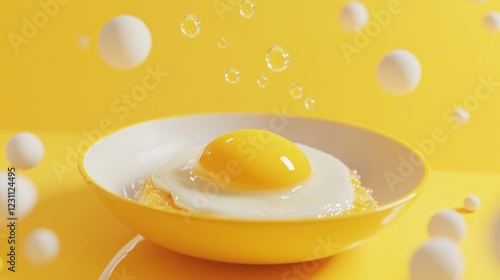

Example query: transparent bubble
[218,37,228,48]
[225,67,240,84]
[289,83,303,99]
[257,74,268,88]
[304,97,316,111]
[266,46,290,72]
[240,0,256,18]
[181,15,201,38]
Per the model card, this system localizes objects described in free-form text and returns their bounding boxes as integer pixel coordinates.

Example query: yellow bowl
[78,113,429,264]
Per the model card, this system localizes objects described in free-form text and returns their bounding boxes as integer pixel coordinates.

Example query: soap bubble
[225,67,240,84]
[266,46,290,72]
[304,97,316,111]
[240,0,255,18]
[289,84,303,99]
[218,37,228,48]
[256,74,268,88]
[181,14,202,38]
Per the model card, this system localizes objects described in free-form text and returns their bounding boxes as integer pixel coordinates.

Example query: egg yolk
[193,129,311,191]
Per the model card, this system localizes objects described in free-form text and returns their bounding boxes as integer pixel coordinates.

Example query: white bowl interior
[83,114,426,204]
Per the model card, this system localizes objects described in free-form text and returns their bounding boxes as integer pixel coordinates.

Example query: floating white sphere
[77,35,91,49]
[484,12,500,32]
[464,195,480,212]
[98,15,152,70]
[409,237,464,280]
[453,107,470,125]
[0,172,38,220]
[377,50,422,95]
[493,212,500,260]
[428,210,467,243]
[6,132,44,169]
[24,228,60,266]
[339,2,369,31]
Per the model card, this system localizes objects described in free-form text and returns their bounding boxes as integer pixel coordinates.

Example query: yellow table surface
[0,131,499,280]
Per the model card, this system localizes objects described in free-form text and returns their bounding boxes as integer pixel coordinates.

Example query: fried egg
[149,129,358,219]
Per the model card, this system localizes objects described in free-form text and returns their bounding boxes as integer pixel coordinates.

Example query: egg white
[151,143,355,219]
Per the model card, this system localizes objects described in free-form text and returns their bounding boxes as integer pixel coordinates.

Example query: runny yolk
[193,129,311,191]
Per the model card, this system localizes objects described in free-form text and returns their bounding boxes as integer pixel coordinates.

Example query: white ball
[409,237,464,280]
[6,132,44,169]
[464,195,480,212]
[377,50,422,95]
[339,2,369,31]
[484,12,500,32]
[24,228,60,266]
[493,212,500,260]
[428,210,467,243]
[0,172,38,220]
[453,107,470,125]
[98,15,152,70]
[77,35,91,49]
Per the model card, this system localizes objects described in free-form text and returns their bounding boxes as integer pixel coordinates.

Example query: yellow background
[1,0,500,279]
[1,0,500,172]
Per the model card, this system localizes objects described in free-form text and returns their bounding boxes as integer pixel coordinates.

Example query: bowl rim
[78,112,431,224]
